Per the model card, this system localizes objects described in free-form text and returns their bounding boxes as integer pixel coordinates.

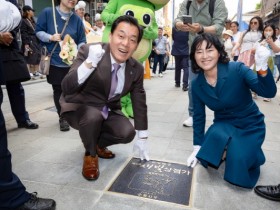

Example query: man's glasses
[250,21,258,25]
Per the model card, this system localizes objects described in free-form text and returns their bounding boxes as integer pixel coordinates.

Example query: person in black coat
[171,26,189,91]
[0,2,56,209]
[0,0,38,129]
[20,5,43,79]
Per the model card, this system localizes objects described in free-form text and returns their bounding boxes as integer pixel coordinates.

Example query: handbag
[38,10,71,75]
[38,43,58,75]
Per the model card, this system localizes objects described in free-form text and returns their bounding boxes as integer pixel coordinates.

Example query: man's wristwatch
[197,25,204,34]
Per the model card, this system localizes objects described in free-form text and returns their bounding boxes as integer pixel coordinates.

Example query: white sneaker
[183,117,193,127]
[38,72,45,79]
[159,73,163,77]
[151,73,156,77]
[30,73,35,80]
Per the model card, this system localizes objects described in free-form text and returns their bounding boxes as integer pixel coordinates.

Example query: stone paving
[2,68,280,210]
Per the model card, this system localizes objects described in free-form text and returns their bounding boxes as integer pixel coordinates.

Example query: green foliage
[256,3,261,10]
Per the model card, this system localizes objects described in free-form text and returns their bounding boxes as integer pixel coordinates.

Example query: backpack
[186,0,216,18]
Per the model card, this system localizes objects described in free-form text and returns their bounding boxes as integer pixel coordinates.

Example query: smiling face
[109,22,139,64]
[230,22,238,33]
[194,40,219,73]
[76,8,85,19]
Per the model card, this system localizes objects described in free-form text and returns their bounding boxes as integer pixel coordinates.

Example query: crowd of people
[1,0,280,209]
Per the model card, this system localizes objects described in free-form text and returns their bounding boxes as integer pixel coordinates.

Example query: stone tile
[94,193,192,210]
[14,161,77,185]
[53,186,103,210]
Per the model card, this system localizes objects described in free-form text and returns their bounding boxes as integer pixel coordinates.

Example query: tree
[256,3,261,10]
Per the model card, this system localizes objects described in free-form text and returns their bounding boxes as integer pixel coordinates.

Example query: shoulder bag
[39,12,71,75]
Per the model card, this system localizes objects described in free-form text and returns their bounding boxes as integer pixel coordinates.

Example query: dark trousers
[0,88,30,209]
[47,65,70,117]
[5,82,29,124]
[52,84,63,116]
[63,105,136,156]
[174,55,189,87]
[152,54,165,74]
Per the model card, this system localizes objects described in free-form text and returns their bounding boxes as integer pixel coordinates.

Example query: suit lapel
[216,63,228,97]
[199,63,229,100]
[121,58,137,96]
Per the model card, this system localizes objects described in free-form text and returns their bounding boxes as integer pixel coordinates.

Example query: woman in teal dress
[187,33,277,189]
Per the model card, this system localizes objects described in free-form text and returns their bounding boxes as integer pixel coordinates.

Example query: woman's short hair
[190,33,230,74]
[111,15,143,44]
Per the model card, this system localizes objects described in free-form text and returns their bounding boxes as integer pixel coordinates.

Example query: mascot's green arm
[143,19,158,40]
[101,0,119,26]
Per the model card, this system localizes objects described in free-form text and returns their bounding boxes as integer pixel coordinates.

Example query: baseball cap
[22,5,35,12]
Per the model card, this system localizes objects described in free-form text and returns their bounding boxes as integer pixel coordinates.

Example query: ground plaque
[109,158,193,206]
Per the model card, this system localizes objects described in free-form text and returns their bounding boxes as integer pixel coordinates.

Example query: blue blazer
[191,62,277,188]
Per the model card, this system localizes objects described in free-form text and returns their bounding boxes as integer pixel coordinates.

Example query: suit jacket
[60,43,148,130]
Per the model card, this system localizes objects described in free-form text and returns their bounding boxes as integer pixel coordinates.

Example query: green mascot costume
[101,0,169,118]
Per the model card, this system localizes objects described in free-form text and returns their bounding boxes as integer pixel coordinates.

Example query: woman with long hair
[186,33,276,188]
[232,16,264,67]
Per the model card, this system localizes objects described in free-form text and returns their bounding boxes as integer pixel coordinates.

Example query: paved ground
[2,68,280,210]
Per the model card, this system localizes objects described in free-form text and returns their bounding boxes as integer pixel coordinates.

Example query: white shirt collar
[110,53,125,71]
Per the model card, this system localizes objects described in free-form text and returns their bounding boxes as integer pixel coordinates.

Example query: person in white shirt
[230,21,242,61]
[254,24,280,102]
[92,13,105,37]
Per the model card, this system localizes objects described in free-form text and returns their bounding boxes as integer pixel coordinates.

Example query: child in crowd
[223,30,234,61]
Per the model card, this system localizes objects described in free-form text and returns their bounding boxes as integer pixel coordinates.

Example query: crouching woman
[187,33,277,188]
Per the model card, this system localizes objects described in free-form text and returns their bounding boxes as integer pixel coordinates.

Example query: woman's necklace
[204,73,217,87]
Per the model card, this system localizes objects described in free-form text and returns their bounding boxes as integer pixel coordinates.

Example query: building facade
[261,0,280,27]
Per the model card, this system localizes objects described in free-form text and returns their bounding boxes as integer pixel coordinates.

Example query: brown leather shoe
[97,146,115,159]
[82,155,99,180]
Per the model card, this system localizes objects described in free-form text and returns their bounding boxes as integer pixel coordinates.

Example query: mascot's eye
[125,10,134,17]
[143,14,151,25]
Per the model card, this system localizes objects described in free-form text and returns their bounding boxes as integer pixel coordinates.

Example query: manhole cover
[109,158,193,206]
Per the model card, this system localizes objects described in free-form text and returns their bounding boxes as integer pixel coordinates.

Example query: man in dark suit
[0,1,55,209]
[60,15,149,181]
[171,26,189,91]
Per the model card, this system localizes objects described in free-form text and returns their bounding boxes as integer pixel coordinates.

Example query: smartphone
[182,15,192,24]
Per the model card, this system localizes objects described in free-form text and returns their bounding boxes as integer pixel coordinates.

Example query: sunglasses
[250,21,258,25]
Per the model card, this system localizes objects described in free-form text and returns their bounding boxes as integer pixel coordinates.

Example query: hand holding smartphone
[182,15,192,25]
